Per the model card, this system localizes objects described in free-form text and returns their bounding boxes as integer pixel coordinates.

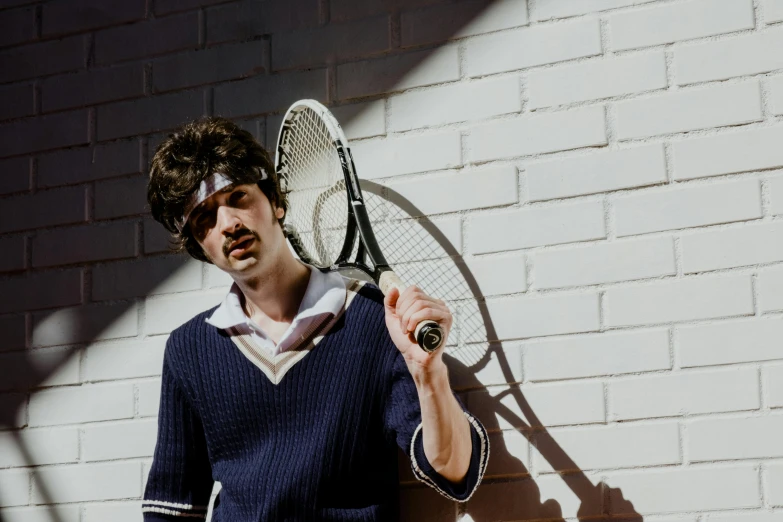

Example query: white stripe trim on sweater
[142,506,207,518]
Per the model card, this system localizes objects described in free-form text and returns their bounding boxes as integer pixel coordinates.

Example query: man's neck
[234,255,311,326]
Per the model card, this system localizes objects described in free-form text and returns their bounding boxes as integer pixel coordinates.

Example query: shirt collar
[205,264,346,330]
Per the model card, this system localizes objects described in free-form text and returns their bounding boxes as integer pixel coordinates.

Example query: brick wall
[1,0,783,520]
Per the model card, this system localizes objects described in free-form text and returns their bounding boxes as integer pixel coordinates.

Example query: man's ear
[275,206,285,220]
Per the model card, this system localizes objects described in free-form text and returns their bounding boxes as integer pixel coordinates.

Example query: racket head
[275,99,356,270]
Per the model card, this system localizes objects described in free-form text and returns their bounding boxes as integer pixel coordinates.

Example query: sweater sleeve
[142,347,214,521]
[383,350,489,502]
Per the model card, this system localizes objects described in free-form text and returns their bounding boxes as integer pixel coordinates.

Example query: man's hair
[147,117,286,263]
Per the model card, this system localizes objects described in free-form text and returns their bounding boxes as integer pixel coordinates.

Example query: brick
[93,255,201,301]
[153,41,266,93]
[484,429,531,476]
[0,35,84,84]
[330,101,385,140]
[399,487,456,521]
[0,269,82,314]
[0,110,90,157]
[31,462,142,503]
[41,64,144,113]
[615,178,761,237]
[156,0,230,15]
[606,275,754,327]
[0,346,80,391]
[449,343,523,389]
[768,0,783,22]
[33,222,136,267]
[83,501,144,522]
[769,364,783,408]
[605,465,760,514]
[95,13,199,64]
[468,106,607,163]
[145,291,224,335]
[386,166,517,216]
[94,175,148,219]
[0,392,27,429]
[0,469,29,507]
[206,262,233,288]
[0,314,26,352]
[0,236,25,273]
[527,144,666,202]
[682,222,783,273]
[29,382,135,427]
[530,52,667,110]
[481,292,600,341]
[143,216,174,254]
[390,76,520,132]
[214,69,327,119]
[610,367,759,420]
[676,27,783,85]
[336,45,458,100]
[462,254,527,297]
[469,381,605,428]
[38,140,141,188]
[137,378,162,417]
[689,414,783,461]
[32,301,139,347]
[616,81,762,140]
[0,157,30,195]
[273,16,389,71]
[0,506,80,522]
[84,336,166,381]
[98,90,204,141]
[43,0,145,36]
[771,462,783,506]
[0,6,36,47]
[401,0,529,48]
[680,318,783,367]
[350,131,461,180]
[532,0,659,21]
[771,75,783,116]
[465,19,602,77]
[0,427,78,467]
[83,419,157,461]
[468,200,605,255]
[608,0,756,51]
[533,237,676,289]
[206,0,320,45]
[758,265,783,312]
[525,328,670,382]
[0,83,34,121]
[707,514,783,522]
[674,126,783,180]
[535,422,679,472]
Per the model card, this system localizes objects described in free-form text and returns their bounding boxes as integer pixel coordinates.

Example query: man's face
[187,183,285,276]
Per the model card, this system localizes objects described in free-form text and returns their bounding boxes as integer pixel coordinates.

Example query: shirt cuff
[142,499,208,520]
[408,410,489,502]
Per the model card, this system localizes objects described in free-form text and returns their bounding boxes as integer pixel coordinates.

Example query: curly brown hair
[147,117,287,263]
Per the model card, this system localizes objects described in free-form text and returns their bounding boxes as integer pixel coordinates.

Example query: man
[143,117,488,521]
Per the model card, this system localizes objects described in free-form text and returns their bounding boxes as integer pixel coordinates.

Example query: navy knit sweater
[143,281,488,521]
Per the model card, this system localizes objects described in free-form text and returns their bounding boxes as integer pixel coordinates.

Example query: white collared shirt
[206,265,347,356]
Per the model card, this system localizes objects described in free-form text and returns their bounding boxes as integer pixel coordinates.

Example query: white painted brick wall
[615,81,763,140]
[679,317,783,367]
[4,0,783,520]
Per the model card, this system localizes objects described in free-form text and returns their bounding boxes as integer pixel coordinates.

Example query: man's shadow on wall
[360,181,642,522]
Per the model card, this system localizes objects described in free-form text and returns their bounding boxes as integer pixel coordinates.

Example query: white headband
[176,169,268,232]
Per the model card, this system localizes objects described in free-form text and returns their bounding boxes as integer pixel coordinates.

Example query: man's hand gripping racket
[275,99,446,353]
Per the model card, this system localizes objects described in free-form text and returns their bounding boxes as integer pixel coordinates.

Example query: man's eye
[230,191,247,204]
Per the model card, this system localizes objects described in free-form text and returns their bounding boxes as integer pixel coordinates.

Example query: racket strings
[280,107,348,267]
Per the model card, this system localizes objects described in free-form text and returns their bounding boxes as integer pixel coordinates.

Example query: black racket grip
[379,271,445,353]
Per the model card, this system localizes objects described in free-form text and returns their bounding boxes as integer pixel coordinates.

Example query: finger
[399,299,429,333]
[384,286,400,315]
[406,307,451,335]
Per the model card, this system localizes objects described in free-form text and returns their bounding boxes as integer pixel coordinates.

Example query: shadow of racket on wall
[360,180,642,522]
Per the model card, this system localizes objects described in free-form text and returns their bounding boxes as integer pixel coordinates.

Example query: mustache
[222,228,260,257]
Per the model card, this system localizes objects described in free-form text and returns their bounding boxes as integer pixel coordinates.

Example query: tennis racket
[274,99,444,353]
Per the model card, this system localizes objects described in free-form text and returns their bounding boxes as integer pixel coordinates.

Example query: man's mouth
[226,236,255,257]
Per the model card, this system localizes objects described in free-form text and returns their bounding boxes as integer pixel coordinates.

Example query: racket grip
[378,271,445,353]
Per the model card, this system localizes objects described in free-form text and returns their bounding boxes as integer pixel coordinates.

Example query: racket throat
[350,200,389,269]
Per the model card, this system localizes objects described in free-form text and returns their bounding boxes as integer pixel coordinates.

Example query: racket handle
[378,271,445,353]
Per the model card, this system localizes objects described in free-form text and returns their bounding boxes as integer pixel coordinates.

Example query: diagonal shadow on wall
[0,0,636,519]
